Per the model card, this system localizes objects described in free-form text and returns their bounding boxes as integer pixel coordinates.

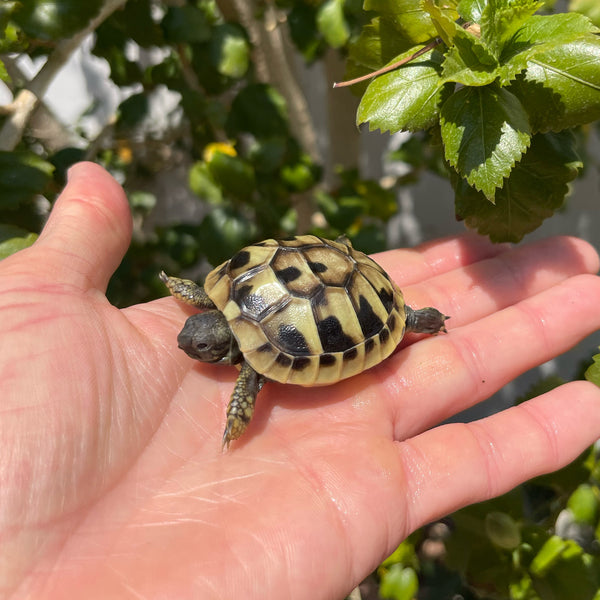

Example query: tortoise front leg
[159,271,216,309]
[223,361,266,449]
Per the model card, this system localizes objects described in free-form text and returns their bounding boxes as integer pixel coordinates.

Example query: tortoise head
[177,310,240,364]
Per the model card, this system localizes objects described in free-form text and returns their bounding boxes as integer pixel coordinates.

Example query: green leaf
[209,24,249,79]
[288,3,323,62]
[188,162,223,205]
[356,180,397,220]
[349,224,388,254]
[12,0,104,41]
[479,0,544,58]
[0,59,8,82]
[529,536,599,600]
[441,85,531,201]
[49,147,86,186]
[0,21,20,54]
[424,0,499,84]
[162,4,211,44]
[316,192,366,230]
[567,484,599,525]
[441,44,499,86]
[458,0,486,23]
[247,138,288,174]
[197,207,256,266]
[570,0,600,27]
[0,151,54,210]
[585,350,600,388]
[421,0,465,47]
[0,225,37,260]
[485,511,521,549]
[316,0,350,49]
[454,130,581,242]
[206,152,255,201]
[280,157,319,192]
[379,539,418,570]
[343,17,414,94]
[508,13,598,50]
[358,47,452,133]
[498,13,599,84]
[379,565,419,600]
[530,535,573,576]
[111,0,163,48]
[509,35,600,133]
[364,0,459,44]
[128,191,156,216]
[116,93,149,132]
[226,84,289,139]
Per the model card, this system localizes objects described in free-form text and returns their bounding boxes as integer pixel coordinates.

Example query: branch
[334,22,479,89]
[333,40,441,88]
[226,0,321,164]
[0,0,128,152]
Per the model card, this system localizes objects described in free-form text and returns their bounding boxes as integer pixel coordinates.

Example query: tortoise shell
[203,235,406,386]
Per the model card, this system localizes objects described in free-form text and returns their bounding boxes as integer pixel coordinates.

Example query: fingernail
[66,162,85,182]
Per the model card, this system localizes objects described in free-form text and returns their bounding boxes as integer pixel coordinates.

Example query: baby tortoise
[161,235,448,448]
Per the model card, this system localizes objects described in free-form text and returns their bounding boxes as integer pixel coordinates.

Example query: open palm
[2,162,600,600]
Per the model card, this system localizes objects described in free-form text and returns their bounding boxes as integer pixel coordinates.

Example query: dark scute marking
[229,250,251,270]
[277,323,310,354]
[257,343,273,353]
[379,328,390,344]
[388,313,396,331]
[275,353,292,367]
[234,284,269,317]
[378,287,395,313]
[317,316,355,352]
[282,236,297,242]
[308,261,327,274]
[292,356,311,371]
[233,283,252,302]
[319,353,336,367]
[276,266,302,283]
[343,348,358,361]
[357,295,384,338]
[364,338,375,354]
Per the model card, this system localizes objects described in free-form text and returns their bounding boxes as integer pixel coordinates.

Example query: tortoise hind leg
[160,271,216,309]
[223,361,266,449]
[405,306,449,334]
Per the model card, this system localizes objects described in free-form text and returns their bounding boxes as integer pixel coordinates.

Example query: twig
[333,39,441,88]
[333,21,478,89]
[0,0,127,151]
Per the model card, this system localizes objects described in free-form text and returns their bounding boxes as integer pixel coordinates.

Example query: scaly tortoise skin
[161,235,448,448]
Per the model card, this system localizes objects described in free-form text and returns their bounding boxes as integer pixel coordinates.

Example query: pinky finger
[397,380,600,534]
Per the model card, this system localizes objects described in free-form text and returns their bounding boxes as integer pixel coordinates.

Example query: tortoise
[160,235,448,448]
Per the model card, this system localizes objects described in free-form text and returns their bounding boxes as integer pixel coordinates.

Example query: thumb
[35,161,132,293]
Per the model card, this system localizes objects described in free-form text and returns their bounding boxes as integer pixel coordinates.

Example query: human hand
[2,162,600,600]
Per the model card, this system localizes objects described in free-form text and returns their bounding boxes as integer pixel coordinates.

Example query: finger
[34,162,132,293]
[402,235,599,328]
[397,380,600,534]
[383,273,600,436]
[374,232,508,286]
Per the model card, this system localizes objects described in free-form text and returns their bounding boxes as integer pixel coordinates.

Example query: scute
[203,235,406,385]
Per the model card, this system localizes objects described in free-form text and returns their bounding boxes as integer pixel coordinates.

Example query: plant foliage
[348,0,600,241]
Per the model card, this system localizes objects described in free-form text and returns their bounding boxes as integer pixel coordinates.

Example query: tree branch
[0,0,128,152]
